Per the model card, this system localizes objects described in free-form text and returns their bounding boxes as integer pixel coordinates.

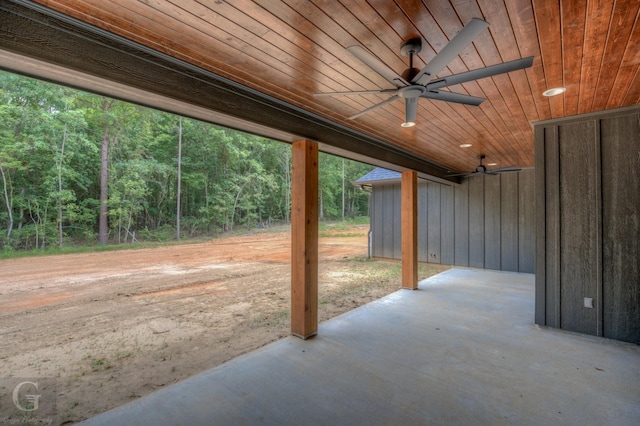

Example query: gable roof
[353,168,401,186]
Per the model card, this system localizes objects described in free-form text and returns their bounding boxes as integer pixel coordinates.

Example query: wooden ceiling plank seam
[505,0,551,123]
[591,0,638,112]
[309,0,414,88]
[532,0,564,118]
[624,65,640,105]
[578,0,615,115]
[474,1,539,151]
[478,0,540,132]
[605,4,640,109]
[226,0,385,97]
[265,0,389,89]
[143,0,338,96]
[560,0,587,117]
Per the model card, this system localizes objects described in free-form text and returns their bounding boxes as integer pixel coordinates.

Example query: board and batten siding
[535,106,640,345]
[369,169,535,273]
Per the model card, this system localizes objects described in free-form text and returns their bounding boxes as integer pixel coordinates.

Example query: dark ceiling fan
[314,18,533,127]
[448,155,521,177]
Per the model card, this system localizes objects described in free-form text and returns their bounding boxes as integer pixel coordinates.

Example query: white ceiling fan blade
[348,95,400,119]
[314,89,398,97]
[426,57,534,90]
[421,90,485,106]
[412,18,489,85]
[405,97,418,123]
[347,46,409,87]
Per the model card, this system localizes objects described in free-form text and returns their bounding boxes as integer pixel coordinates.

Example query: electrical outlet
[584,297,593,308]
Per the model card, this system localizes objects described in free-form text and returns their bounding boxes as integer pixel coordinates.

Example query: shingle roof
[353,167,401,185]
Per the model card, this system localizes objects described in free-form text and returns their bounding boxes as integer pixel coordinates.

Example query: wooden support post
[291,140,319,339]
[402,170,418,290]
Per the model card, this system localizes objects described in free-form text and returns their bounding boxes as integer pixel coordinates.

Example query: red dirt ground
[0,224,447,424]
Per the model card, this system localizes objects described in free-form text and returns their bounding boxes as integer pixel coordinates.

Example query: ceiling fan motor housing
[400,38,422,56]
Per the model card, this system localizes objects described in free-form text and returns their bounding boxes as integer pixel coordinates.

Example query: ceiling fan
[314,18,533,127]
[449,155,521,177]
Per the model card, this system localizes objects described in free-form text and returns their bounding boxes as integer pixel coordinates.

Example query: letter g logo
[12,381,41,412]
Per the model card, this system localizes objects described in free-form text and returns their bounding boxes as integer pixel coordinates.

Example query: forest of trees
[0,71,372,251]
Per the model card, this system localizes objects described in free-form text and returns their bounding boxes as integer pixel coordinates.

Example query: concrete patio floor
[82,268,640,425]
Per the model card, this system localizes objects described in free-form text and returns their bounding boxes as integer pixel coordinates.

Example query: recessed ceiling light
[401,121,416,128]
[543,87,566,97]
[487,162,497,166]
[459,143,472,148]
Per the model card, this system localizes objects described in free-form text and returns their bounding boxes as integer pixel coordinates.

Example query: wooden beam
[401,171,418,290]
[291,140,318,339]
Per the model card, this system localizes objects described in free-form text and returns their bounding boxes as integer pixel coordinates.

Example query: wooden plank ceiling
[30,0,640,173]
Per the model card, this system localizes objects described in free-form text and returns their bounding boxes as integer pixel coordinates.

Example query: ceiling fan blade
[421,90,485,106]
[446,172,474,177]
[412,18,489,85]
[347,46,409,87]
[490,166,522,173]
[348,95,400,120]
[426,56,534,90]
[405,97,418,123]
[314,89,398,97]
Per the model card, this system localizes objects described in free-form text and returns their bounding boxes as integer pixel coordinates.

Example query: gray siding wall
[535,106,640,345]
[369,169,535,273]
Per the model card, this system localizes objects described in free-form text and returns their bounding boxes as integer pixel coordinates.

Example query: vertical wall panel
[500,173,519,272]
[441,185,455,265]
[518,169,535,273]
[544,127,561,328]
[427,182,441,263]
[454,180,470,266]
[392,183,402,259]
[484,174,502,270]
[468,177,485,268]
[558,121,599,335]
[381,185,394,259]
[601,114,640,344]
[534,127,547,325]
[371,190,382,257]
[417,184,429,262]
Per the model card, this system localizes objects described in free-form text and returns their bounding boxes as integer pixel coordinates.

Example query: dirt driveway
[0,224,447,424]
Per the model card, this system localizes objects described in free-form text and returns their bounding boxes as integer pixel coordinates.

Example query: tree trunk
[18,187,24,229]
[341,158,345,222]
[176,117,182,240]
[280,149,291,223]
[98,125,109,244]
[0,163,12,239]
[57,125,67,248]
